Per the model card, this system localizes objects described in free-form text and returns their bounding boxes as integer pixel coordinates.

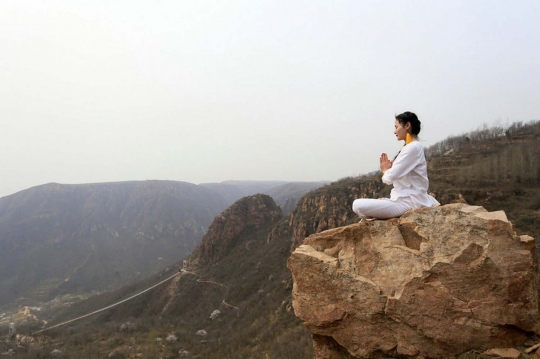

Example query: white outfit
[352,141,439,219]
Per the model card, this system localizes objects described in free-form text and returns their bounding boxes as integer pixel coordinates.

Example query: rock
[210,309,221,320]
[197,195,282,263]
[108,347,131,359]
[481,348,521,358]
[50,349,63,356]
[165,334,177,342]
[524,343,540,354]
[288,204,539,359]
[288,178,386,247]
[119,321,136,332]
[18,335,34,345]
[196,329,207,336]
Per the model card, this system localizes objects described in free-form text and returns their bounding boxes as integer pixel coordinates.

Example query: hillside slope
[427,120,540,240]
[29,195,311,359]
[200,180,327,214]
[8,121,540,358]
[0,179,325,309]
[0,181,230,306]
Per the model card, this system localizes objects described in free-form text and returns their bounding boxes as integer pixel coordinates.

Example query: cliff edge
[288,203,539,358]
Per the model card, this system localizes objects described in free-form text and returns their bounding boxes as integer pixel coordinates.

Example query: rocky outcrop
[289,177,387,247]
[197,194,283,263]
[288,204,539,358]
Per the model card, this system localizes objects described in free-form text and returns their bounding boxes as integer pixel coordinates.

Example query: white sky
[1,0,539,198]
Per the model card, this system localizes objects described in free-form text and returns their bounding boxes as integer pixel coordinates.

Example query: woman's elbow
[382,175,393,184]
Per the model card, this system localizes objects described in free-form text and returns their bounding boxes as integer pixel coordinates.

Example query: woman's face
[394,119,408,141]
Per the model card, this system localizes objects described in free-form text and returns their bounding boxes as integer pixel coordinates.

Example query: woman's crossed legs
[352,197,414,220]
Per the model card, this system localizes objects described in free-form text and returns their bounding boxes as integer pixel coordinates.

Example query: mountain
[200,180,328,214]
[0,180,230,306]
[27,194,312,358]
[196,194,283,263]
[4,121,540,358]
[0,179,325,308]
[426,119,540,241]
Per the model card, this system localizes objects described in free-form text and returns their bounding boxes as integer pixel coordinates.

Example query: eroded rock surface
[197,194,282,263]
[288,204,539,358]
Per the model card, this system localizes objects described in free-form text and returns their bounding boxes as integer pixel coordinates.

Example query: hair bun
[396,111,421,135]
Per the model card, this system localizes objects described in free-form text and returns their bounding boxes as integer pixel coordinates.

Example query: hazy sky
[1,1,538,198]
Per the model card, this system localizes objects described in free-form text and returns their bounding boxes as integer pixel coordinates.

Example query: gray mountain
[8,121,540,358]
[201,180,328,214]
[0,179,326,307]
[0,180,231,306]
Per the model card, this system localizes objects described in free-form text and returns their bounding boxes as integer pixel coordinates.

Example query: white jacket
[381,141,439,208]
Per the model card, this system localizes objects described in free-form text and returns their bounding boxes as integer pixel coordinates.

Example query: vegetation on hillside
[426,120,540,240]
[5,195,311,359]
[2,120,539,358]
[0,180,323,310]
[0,181,229,307]
[427,120,540,187]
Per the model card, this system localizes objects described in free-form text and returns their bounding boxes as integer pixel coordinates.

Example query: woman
[352,112,439,220]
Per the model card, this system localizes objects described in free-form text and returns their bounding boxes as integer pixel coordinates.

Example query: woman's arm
[381,143,421,184]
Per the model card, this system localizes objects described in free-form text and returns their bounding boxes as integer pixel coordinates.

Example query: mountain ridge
[28,194,311,358]
[3,120,540,358]
[0,180,228,306]
[0,179,326,308]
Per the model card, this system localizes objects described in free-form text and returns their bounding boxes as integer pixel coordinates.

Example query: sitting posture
[352,111,439,220]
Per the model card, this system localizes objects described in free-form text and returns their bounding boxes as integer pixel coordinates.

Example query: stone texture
[288,179,386,247]
[288,204,539,358]
[481,348,521,358]
[198,194,282,263]
[524,343,540,354]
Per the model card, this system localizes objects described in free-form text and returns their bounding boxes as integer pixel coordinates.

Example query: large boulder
[288,204,539,358]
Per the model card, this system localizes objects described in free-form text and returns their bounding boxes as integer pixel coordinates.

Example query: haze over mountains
[0,179,326,307]
[1,120,539,358]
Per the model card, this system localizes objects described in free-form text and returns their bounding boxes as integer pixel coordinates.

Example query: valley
[1,121,539,358]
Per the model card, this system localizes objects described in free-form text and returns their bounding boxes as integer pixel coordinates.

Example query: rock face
[288,177,386,247]
[197,194,283,263]
[288,204,539,358]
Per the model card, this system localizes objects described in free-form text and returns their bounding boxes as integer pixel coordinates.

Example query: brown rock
[481,348,521,358]
[524,343,540,354]
[288,204,538,358]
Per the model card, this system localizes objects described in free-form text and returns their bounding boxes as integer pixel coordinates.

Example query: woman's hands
[380,153,392,174]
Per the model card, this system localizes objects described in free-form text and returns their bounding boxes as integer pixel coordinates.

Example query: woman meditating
[352,111,439,220]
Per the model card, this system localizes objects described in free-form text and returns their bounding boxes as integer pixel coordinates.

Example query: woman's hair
[396,111,421,135]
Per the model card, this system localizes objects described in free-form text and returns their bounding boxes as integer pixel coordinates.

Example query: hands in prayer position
[379,153,392,174]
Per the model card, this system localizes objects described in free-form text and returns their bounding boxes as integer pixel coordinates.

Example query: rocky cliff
[30,194,311,358]
[288,204,539,358]
[0,179,322,307]
[288,176,388,247]
[196,194,283,263]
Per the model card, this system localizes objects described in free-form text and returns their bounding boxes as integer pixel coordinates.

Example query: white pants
[352,197,414,220]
